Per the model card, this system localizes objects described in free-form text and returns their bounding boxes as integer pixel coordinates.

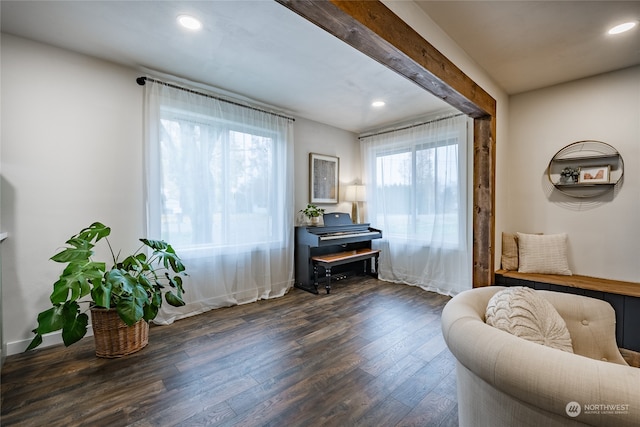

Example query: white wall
[507,66,640,281]
[293,117,359,222]
[0,34,360,354]
[1,35,145,353]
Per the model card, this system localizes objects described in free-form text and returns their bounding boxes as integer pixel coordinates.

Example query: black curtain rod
[358,113,464,139]
[136,76,295,122]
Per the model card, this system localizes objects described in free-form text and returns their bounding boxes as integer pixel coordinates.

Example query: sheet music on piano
[322,212,354,227]
[295,212,382,294]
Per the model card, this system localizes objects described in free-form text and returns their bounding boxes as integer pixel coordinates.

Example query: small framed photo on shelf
[579,165,610,184]
[310,153,339,203]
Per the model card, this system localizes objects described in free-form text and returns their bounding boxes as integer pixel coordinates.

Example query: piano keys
[295,212,382,294]
[319,230,381,241]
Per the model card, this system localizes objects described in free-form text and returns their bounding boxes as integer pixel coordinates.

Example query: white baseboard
[7,328,94,356]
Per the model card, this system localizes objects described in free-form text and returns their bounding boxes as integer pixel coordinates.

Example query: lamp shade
[345,185,366,202]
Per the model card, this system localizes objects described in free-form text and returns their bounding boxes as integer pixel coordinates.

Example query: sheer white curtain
[143,80,294,324]
[361,114,472,296]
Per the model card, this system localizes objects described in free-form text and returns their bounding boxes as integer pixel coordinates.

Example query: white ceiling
[416,1,640,94]
[2,1,639,133]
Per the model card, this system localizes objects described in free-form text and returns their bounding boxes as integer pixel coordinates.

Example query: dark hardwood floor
[1,277,458,427]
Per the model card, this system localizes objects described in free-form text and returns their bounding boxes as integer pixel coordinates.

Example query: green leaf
[50,278,80,304]
[137,274,153,289]
[33,305,67,334]
[25,334,43,352]
[164,245,186,273]
[140,238,168,251]
[64,237,94,250]
[50,245,94,263]
[90,279,112,308]
[62,312,88,346]
[120,254,143,273]
[70,261,106,280]
[116,297,144,326]
[141,239,186,273]
[151,291,162,307]
[93,223,111,241]
[166,274,184,291]
[159,251,185,274]
[131,283,148,303]
[29,301,84,349]
[50,261,105,304]
[142,302,159,322]
[76,222,111,243]
[142,289,162,322]
[105,269,136,295]
[165,291,185,307]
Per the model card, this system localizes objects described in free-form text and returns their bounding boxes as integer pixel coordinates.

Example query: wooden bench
[311,249,380,294]
[495,270,640,298]
[495,269,640,353]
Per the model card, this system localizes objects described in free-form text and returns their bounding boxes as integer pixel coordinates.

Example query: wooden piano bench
[311,248,381,294]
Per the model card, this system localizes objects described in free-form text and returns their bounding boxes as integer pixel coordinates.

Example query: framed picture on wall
[578,165,610,184]
[310,153,339,203]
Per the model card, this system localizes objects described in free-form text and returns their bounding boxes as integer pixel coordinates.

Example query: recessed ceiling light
[371,101,386,107]
[177,14,202,31]
[607,21,637,35]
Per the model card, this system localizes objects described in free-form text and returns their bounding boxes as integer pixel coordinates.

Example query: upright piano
[295,212,382,294]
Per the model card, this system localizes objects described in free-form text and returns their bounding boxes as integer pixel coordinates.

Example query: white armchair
[441,286,640,427]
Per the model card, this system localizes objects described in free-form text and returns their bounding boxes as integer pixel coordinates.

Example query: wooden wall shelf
[547,140,624,198]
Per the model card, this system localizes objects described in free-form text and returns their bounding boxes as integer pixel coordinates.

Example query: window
[374,137,462,246]
[361,114,470,295]
[158,112,286,249]
[143,80,294,324]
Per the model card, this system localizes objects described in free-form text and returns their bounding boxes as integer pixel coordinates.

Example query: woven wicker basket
[90,307,149,358]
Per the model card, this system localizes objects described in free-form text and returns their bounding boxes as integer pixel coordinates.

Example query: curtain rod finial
[136,77,146,86]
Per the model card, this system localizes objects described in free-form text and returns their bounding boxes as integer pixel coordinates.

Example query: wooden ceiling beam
[276,0,496,118]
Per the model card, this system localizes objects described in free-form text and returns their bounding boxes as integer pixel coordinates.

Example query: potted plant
[26,222,187,357]
[300,204,325,225]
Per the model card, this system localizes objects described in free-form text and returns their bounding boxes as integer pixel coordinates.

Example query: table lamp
[345,185,366,224]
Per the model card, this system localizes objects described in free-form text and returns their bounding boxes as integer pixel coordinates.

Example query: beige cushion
[485,287,573,353]
[501,232,543,271]
[517,232,572,275]
[501,232,519,270]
